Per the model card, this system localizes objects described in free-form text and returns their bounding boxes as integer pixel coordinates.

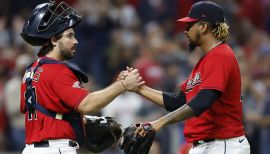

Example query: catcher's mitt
[84,116,122,153]
[119,123,156,154]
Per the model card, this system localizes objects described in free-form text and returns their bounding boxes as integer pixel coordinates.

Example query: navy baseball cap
[178,1,225,23]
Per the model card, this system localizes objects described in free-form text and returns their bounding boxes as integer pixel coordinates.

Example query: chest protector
[23,57,88,145]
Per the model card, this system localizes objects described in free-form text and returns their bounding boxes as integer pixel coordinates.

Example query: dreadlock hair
[38,33,63,57]
[207,21,229,41]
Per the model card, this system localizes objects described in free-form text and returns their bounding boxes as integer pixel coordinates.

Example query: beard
[188,32,200,52]
[59,42,74,60]
[188,41,197,52]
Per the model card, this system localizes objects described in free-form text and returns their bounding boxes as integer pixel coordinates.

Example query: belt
[193,139,215,146]
[33,140,78,148]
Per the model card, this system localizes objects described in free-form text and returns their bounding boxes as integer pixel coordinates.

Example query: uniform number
[25,87,38,121]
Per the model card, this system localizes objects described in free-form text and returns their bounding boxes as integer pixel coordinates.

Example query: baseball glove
[119,123,156,154]
[84,116,122,153]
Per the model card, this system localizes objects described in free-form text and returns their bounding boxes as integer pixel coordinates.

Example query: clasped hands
[117,67,160,136]
[117,67,145,92]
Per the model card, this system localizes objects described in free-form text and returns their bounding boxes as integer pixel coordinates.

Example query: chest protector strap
[24,57,88,145]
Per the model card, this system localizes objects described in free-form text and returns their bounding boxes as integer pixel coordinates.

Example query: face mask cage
[37,2,81,32]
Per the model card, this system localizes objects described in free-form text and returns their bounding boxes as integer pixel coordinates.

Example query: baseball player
[19,2,144,154]
[121,1,250,154]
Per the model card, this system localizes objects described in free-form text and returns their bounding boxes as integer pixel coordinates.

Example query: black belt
[193,139,215,146]
[33,140,77,148]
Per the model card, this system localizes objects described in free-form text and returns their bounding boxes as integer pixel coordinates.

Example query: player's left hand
[119,122,156,154]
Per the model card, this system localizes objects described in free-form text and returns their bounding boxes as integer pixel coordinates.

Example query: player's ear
[199,21,209,33]
[51,36,58,46]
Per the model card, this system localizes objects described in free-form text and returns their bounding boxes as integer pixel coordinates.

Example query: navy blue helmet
[21,2,82,46]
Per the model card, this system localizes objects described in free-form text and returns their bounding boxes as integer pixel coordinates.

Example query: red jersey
[180,43,245,143]
[20,58,89,144]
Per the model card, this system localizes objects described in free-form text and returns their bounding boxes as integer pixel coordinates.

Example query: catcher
[119,1,250,154]
[20,1,144,154]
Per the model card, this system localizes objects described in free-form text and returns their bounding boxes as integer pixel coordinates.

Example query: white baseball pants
[189,135,250,154]
[22,139,79,154]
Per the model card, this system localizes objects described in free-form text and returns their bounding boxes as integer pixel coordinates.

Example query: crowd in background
[0,0,270,154]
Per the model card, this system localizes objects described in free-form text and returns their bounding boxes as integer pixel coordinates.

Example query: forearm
[163,91,186,111]
[152,89,221,131]
[136,85,164,107]
[78,81,125,114]
[152,104,195,131]
[78,68,144,114]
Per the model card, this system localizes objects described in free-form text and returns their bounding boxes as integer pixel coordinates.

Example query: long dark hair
[38,33,63,57]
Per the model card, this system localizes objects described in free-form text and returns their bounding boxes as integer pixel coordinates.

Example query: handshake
[114,67,157,154]
[117,67,145,92]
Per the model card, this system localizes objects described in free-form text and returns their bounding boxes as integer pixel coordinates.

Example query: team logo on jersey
[33,68,43,82]
[186,72,202,92]
[72,81,82,88]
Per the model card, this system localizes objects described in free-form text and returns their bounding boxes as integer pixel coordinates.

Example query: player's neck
[200,37,222,53]
[45,50,63,61]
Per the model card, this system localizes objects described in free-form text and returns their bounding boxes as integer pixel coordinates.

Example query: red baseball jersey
[20,58,89,144]
[180,43,245,143]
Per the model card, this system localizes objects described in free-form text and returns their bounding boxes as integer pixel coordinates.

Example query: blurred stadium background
[0,0,269,154]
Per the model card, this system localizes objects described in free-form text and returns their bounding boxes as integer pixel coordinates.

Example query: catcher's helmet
[21,2,82,46]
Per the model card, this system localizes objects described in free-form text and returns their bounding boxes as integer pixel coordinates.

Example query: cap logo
[201,14,206,18]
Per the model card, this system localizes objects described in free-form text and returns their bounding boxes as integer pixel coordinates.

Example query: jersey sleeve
[200,55,232,93]
[51,68,89,110]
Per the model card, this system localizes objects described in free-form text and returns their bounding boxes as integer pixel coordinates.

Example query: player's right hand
[122,69,145,92]
[117,66,134,81]
[117,70,128,81]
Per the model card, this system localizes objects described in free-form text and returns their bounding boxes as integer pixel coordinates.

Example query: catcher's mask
[21,1,82,46]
